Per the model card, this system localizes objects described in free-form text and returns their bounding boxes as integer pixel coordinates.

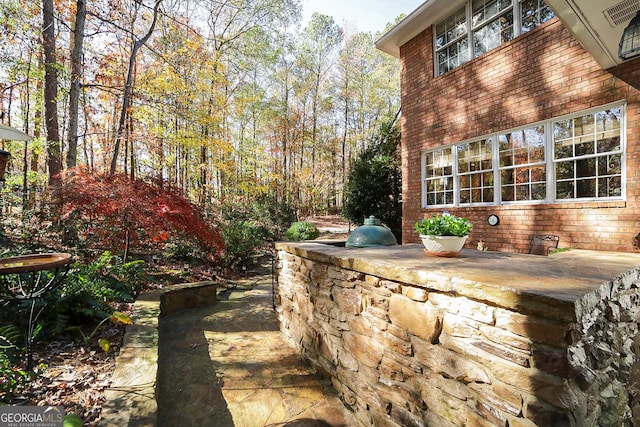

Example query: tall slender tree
[299,14,342,185]
[66,0,86,168]
[42,0,61,186]
[110,0,163,175]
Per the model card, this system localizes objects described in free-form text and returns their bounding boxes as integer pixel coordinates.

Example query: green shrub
[163,241,205,262]
[218,196,295,270]
[285,221,320,241]
[220,219,268,271]
[247,194,296,239]
[0,252,148,344]
[343,118,402,241]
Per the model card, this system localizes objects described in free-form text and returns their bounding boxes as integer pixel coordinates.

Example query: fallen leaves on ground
[20,324,126,427]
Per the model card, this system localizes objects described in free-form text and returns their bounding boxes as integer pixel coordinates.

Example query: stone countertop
[274,242,640,322]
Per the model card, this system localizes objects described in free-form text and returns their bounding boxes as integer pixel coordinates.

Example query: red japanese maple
[58,169,224,258]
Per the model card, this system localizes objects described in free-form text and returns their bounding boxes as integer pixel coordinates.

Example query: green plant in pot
[414,212,472,257]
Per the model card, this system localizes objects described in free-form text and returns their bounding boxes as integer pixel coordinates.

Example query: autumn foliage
[58,169,224,257]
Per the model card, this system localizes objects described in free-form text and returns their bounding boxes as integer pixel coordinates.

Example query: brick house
[376,0,640,253]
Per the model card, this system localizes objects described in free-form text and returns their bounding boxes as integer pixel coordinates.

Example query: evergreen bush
[343,117,402,241]
[219,195,295,270]
[285,221,320,241]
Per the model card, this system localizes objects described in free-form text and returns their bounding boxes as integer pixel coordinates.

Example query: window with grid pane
[424,148,454,206]
[520,0,554,33]
[433,0,554,76]
[420,103,624,208]
[458,138,494,204]
[435,7,468,76]
[499,126,546,202]
[553,107,623,200]
[472,0,514,57]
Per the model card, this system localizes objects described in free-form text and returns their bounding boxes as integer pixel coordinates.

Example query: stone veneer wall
[274,248,640,427]
[569,271,640,425]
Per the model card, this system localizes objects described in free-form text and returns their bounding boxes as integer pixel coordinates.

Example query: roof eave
[375,0,459,58]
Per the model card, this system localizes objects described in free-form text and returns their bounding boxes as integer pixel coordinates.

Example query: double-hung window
[458,138,494,204]
[424,148,454,206]
[435,7,469,75]
[435,0,554,76]
[499,125,546,202]
[472,0,514,57]
[421,103,625,208]
[553,107,623,200]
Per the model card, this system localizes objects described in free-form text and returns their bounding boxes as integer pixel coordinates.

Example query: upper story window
[421,103,626,208]
[521,0,554,33]
[435,0,554,76]
[472,0,514,57]
[435,7,469,74]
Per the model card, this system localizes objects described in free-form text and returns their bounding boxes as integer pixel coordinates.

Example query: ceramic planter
[419,235,468,257]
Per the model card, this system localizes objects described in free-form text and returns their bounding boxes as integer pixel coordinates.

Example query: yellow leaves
[98,338,111,352]
[110,311,133,325]
[237,180,268,197]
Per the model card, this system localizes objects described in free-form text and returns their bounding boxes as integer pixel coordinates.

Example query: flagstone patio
[99,262,358,427]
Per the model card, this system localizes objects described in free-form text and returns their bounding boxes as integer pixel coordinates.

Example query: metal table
[0,253,73,369]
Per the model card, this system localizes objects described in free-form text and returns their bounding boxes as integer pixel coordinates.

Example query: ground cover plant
[0,251,142,421]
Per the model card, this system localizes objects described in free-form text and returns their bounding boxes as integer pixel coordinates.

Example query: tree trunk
[110,0,163,175]
[43,0,62,186]
[28,56,43,210]
[66,0,86,169]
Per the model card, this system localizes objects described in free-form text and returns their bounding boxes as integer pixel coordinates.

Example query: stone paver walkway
[156,271,357,427]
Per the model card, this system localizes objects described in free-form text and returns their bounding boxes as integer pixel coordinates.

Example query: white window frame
[497,124,548,204]
[551,103,626,202]
[457,137,496,206]
[420,102,626,208]
[434,0,554,76]
[422,147,455,207]
[434,6,469,75]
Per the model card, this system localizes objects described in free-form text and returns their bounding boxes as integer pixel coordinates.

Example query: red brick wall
[399,18,640,253]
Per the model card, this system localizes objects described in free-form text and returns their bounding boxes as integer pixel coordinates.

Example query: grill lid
[345,216,398,248]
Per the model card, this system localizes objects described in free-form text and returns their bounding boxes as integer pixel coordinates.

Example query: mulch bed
[22,331,124,425]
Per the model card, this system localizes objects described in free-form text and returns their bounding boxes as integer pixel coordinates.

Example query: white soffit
[546,0,640,69]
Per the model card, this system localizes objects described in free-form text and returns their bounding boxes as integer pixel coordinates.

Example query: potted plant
[414,212,472,257]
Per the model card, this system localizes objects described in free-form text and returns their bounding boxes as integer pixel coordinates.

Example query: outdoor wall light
[619,10,640,60]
